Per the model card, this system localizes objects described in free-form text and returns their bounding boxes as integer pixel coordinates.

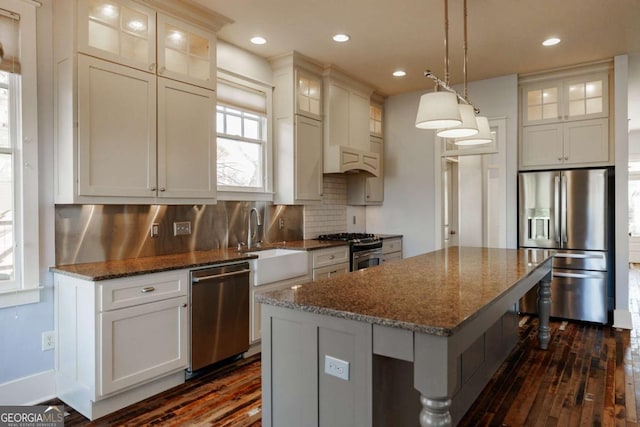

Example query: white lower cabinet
[310,245,350,280]
[382,237,403,264]
[55,270,189,420]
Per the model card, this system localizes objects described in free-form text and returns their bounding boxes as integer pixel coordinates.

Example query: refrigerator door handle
[561,175,568,245]
[553,252,604,260]
[553,271,606,279]
[554,176,561,246]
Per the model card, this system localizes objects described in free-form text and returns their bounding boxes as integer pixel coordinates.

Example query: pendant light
[415,0,461,130]
[455,116,493,145]
[436,0,477,138]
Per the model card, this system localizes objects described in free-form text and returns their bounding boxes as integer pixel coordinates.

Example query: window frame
[0,0,40,309]
[215,71,273,202]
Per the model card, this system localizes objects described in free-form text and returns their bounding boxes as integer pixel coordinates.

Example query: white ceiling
[196,0,640,126]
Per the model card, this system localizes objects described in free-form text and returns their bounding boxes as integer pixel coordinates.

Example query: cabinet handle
[181,303,187,308]
[159,66,166,74]
[150,187,157,192]
[149,63,156,72]
[141,286,155,293]
[366,195,370,199]
[564,157,568,161]
[159,187,166,192]
[329,255,335,260]
[557,157,562,161]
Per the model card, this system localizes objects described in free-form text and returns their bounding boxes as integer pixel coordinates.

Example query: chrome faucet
[247,207,262,249]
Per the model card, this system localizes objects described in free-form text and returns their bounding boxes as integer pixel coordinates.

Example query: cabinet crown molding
[140,0,233,32]
[519,59,612,85]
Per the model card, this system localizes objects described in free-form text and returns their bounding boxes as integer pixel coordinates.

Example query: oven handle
[352,241,382,250]
[353,248,383,259]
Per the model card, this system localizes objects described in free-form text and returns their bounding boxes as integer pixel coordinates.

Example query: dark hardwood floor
[52,267,640,426]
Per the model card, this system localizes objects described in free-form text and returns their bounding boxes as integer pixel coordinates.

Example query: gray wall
[365,75,518,257]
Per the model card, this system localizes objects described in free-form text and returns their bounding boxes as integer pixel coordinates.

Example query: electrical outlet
[279,218,285,230]
[173,221,191,236]
[324,355,350,381]
[150,223,160,238]
[42,331,55,351]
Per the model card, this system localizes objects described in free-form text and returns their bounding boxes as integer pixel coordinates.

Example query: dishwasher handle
[192,269,251,283]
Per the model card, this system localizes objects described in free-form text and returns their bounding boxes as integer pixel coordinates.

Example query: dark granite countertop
[50,239,349,281]
[257,246,554,336]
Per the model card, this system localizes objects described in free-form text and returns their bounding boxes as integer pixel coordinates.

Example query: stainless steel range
[317,233,383,271]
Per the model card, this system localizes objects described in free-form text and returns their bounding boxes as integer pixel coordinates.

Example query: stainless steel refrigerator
[518,168,614,324]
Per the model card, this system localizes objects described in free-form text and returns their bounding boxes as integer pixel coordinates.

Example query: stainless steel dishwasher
[189,261,250,373]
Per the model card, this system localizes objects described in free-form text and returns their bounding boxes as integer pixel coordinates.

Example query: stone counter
[50,239,348,281]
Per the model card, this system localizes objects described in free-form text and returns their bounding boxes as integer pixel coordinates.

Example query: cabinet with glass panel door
[519,68,611,170]
[54,0,222,204]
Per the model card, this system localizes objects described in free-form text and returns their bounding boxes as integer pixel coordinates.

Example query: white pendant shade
[436,104,479,138]
[415,91,462,129]
[454,116,493,145]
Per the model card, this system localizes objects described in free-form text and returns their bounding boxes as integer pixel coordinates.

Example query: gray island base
[258,247,553,426]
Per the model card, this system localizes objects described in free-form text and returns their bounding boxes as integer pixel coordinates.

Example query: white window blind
[0,8,20,74]
[217,80,267,114]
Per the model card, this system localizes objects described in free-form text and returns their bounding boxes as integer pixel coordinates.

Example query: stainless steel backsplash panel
[55,202,303,265]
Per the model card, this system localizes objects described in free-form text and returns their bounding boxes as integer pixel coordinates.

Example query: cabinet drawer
[382,238,402,255]
[382,252,402,264]
[312,246,350,268]
[312,262,350,281]
[99,270,188,311]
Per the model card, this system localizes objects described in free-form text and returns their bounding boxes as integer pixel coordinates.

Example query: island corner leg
[537,270,552,350]
[419,395,452,427]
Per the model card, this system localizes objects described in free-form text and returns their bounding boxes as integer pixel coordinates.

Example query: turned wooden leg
[419,395,452,427]
[537,271,552,350]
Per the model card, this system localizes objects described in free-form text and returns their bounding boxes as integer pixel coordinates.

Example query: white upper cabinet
[521,71,608,126]
[78,0,156,72]
[54,0,221,204]
[156,13,216,90]
[271,52,324,205]
[519,65,612,170]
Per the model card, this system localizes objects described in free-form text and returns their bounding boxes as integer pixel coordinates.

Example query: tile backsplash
[303,174,348,239]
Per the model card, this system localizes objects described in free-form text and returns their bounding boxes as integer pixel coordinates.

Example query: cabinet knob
[149,63,156,72]
[181,303,187,308]
[159,66,166,74]
[564,157,569,161]
[557,158,562,161]
[150,187,157,191]
[366,195,370,199]
[329,255,335,260]
[159,187,166,192]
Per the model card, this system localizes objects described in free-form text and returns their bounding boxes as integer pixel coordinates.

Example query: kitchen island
[258,246,553,427]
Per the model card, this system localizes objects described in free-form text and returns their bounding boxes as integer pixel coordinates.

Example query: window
[216,75,271,199]
[0,0,39,308]
[216,105,266,188]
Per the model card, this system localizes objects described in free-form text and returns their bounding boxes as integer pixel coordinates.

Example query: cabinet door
[99,296,188,396]
[157,78,216,200]
[77,55,157,198]
[312,262,350,281]
[521,81,562,126]
[295,115,323,202]
[563,118,609,166]
[563,73,608,122]
[296,68,322,120]
[251,282,295,343]
[78,0,156,72]
[157,13,216,90]
[348,91,371,151]
[520,124,564,169]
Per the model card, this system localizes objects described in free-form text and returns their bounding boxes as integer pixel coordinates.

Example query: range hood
[324,145,380,177]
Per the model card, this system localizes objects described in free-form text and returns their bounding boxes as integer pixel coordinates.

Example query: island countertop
[257,246,554,336]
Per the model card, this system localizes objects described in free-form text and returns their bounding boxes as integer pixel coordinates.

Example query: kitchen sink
[248,249,308,286]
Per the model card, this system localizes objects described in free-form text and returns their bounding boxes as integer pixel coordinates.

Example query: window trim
[0,0,39,308]
[216,71,273,201]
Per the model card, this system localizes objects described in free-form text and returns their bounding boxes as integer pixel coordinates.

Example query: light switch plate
[324,355,350,381]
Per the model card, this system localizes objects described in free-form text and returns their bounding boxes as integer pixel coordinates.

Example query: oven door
[352,248,383,271]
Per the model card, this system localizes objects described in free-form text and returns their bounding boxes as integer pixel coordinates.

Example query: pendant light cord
[443,0,449,87]
[463,0,468,101]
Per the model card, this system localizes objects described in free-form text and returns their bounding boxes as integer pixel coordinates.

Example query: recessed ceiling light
[250,36,267,45]
[542,37,561,47]
[332,33,350,43]
[392,70,407,77]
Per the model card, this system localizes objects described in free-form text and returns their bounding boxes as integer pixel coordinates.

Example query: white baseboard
[0,370,56,405]
[613,309,633,330]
